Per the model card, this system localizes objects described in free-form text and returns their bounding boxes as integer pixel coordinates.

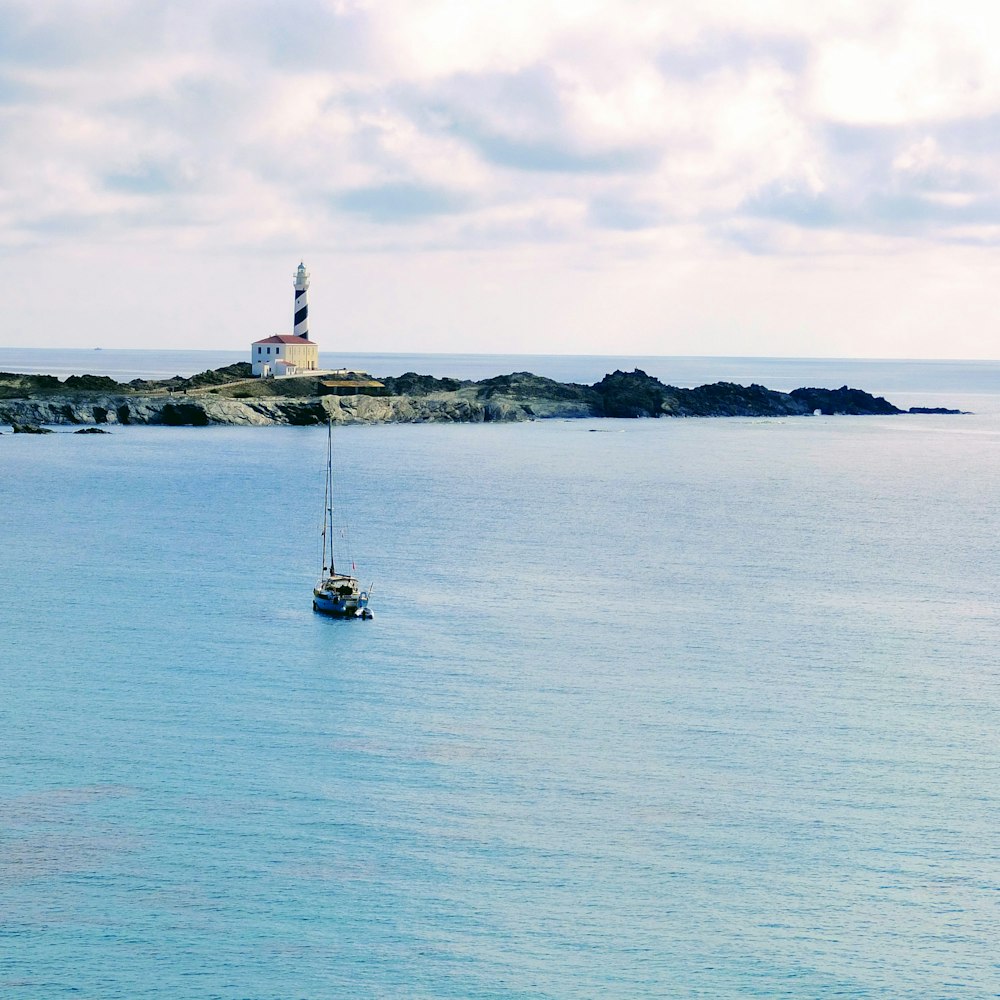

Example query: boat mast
[326,418,336,575]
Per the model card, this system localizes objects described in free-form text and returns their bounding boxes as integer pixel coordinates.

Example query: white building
[252,334,319,377]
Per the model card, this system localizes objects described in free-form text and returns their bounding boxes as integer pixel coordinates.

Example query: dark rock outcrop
[592,370,911,419]
[592,369,672,417]
[668,381,803,417]
[378,372,465,395]
[790,385,901,415]
[0,372,62,398]
[592,370,806,418]
[472,372,600,418]
[64,374,125,393]
[128,375,185,392]
[477,371,595,402]
[175,362,253,390]
[0,365,962,427]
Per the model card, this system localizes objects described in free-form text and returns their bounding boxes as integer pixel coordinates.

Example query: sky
[1,0,999,358]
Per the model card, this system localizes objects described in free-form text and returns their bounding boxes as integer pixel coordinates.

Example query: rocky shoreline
[0,365,962,428]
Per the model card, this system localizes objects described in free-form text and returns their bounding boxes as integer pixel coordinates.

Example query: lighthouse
[250,262,319,376]
[293,261,310,339]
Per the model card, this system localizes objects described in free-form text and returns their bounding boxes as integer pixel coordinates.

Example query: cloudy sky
[2,0,999,358]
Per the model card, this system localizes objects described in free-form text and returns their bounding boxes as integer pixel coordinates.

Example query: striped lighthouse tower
[293,262,310,339]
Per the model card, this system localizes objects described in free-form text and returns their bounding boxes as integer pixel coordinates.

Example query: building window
[267,347,271,354]
[257,346,262,354]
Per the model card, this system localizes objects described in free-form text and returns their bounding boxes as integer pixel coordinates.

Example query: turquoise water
[2,359,999,997]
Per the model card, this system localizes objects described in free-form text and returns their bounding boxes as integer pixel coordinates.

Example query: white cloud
[2,0,1000,356]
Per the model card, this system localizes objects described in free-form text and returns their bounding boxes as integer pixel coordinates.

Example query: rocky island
[0,364,962,428]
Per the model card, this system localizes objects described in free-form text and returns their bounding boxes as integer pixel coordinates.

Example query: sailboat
[312,419,373,619]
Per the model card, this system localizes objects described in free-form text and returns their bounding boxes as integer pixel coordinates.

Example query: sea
[1,349,998,999]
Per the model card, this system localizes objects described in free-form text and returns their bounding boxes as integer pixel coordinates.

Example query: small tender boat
[312,419,373,619]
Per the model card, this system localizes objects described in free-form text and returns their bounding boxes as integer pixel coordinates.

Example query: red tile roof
[253,334,316,345]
